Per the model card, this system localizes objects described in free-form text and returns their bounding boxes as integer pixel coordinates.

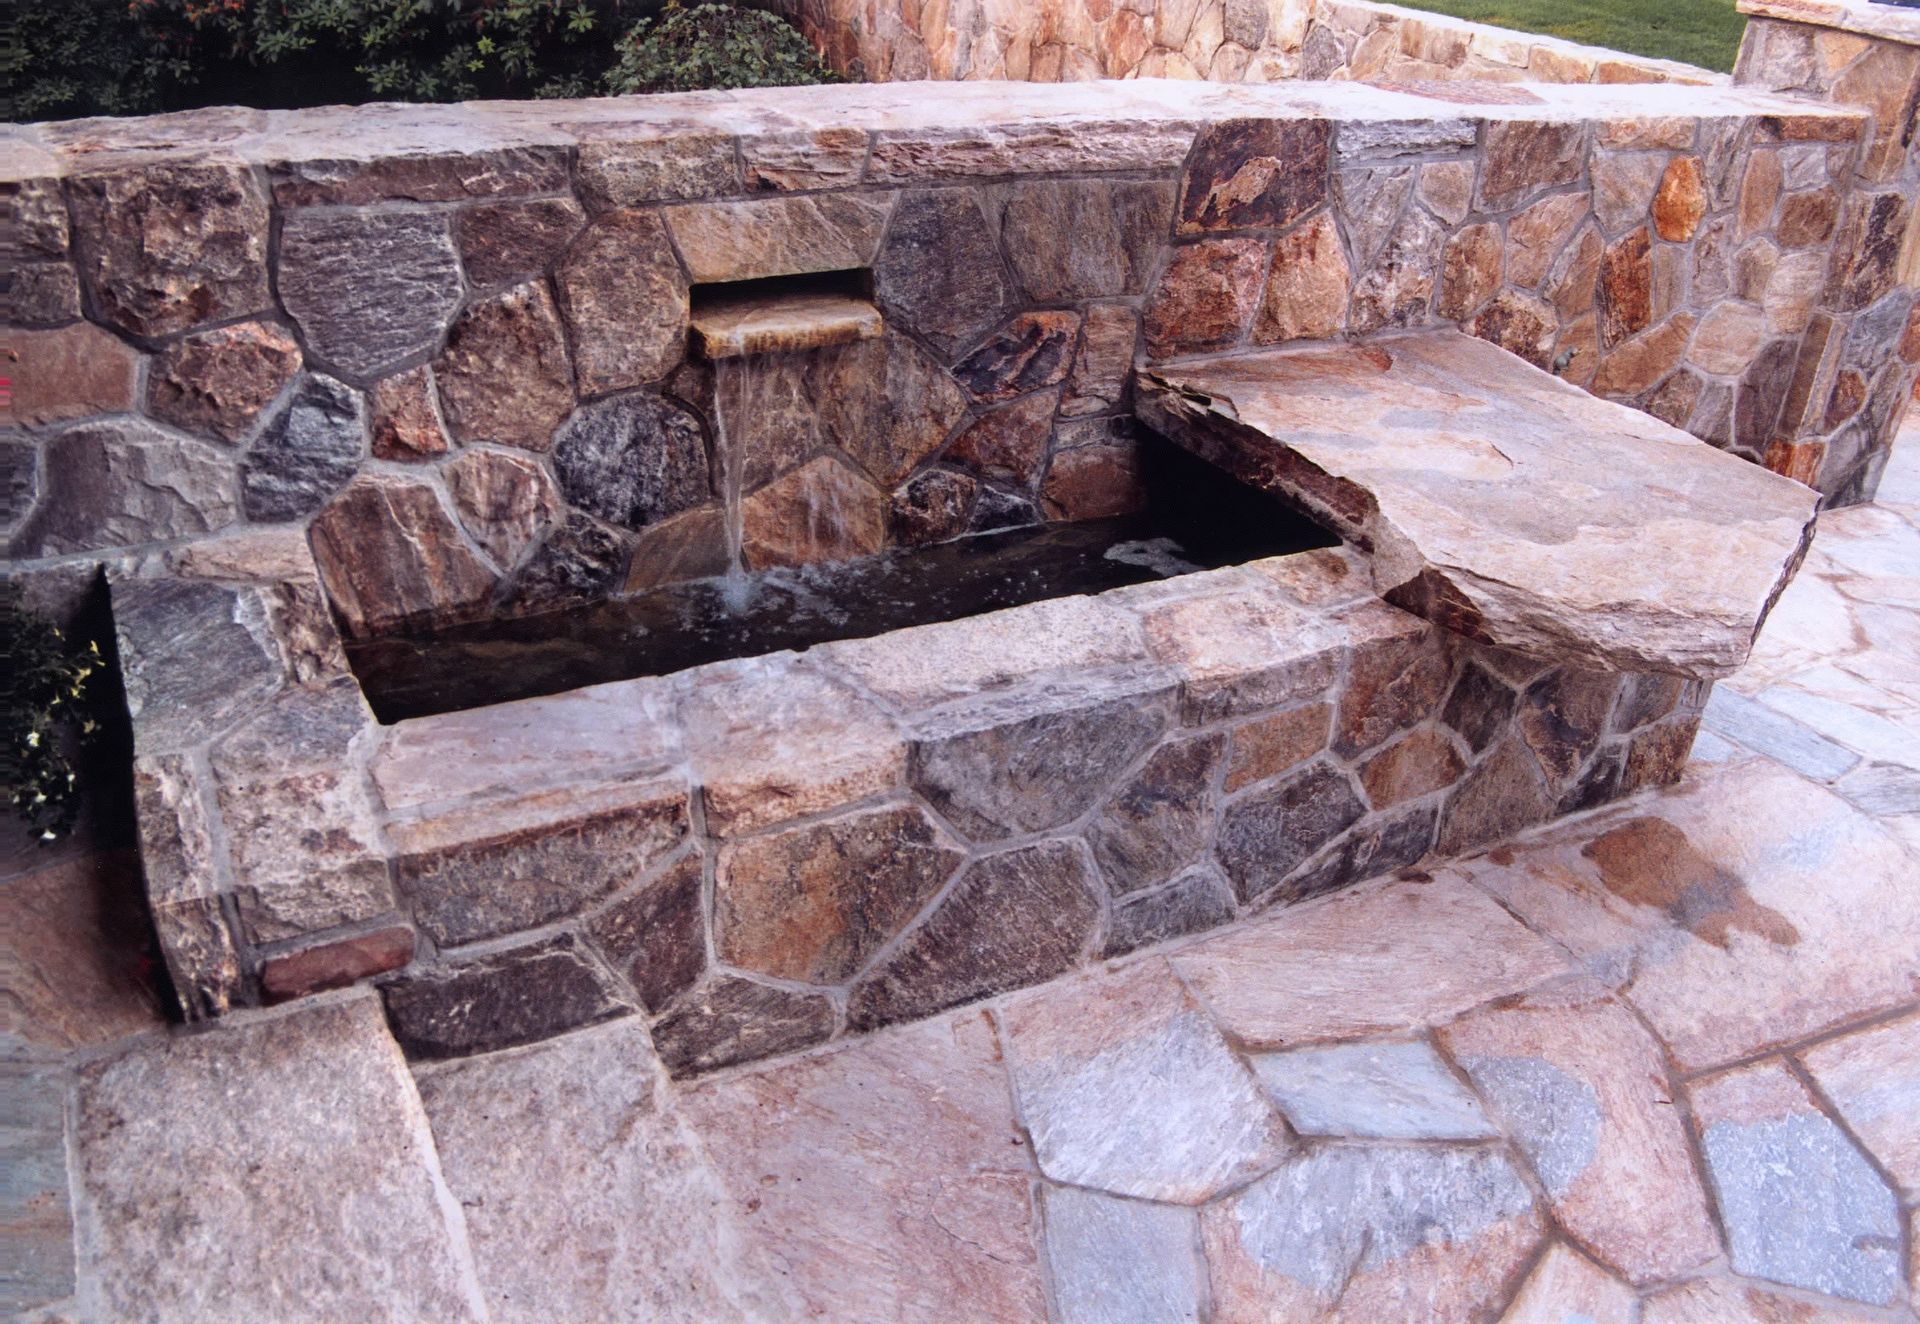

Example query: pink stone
[1252,213,1350,344]
[369,366,449,461]
[740,456,886,570]
[1143,238,1268,358]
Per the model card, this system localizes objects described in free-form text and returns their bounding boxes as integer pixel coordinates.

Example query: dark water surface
[349,441,1335,722]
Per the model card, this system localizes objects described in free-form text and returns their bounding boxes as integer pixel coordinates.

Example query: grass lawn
[1394,0,1747,71]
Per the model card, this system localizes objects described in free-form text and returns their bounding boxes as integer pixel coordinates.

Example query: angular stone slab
[1250,1039,1496,1141]
[68,995,487,1322]
[1799,1011,1920,1192]
[1137,331,1819,678]
[1041,1186,1205,1324]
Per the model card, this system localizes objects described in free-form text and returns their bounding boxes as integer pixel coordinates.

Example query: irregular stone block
[1653,155,1707,240]
[1225,703,1331,792]
[270,142,569,207]
[1799,1012,1920,1192]
[651,975,834,1076]
[874,189,1015,356]
[1063,303,1139,416]
[551,391,711,531]
[1348,207,1446,333]
[1042,1186,1205,1324]
[309,476,497,635]
[382,935,632,1061]
[1143,238,1267,357]
[1253,212,1349,344]
[1103,869,1237,958]
[241,374,366,522]
[953,311,1079,402]
[584,854,707,1013]
[1216,758,1366,903]
[8,323,140,428]
[147,321,302,444]
[393,779,690,947]
[7,260,83,325]
[278,211,463,377]
[848,842,1100,1030]
[115,579,284,753]
[1508,193,1591,290]
[1500,1242,1637,1324]
[810,332,969,487]
[67,163,271,338]
[740,455,887,570]
[743,127,868,192]
[505,513,631,609]
[1437,220,1503,321]
[260,926,416,1003]
[666,192,891,283]
[1089,734,1224,895]
[1479,120,1587,210]
[1040,436,1147,521]
[999,178,1175,300]
[71,996,488,1320]
[452,196,586,287]
[1005,960,1290,1203]
[1252,1038,1496,1140]
[575,136,737,210]
[445,448,560,569]
[948,391,1058,488]
[554,209,689,394]
[11,422,236,560]
[432,280,575,450]
[1176,118,1330,234]
[889,469,977,545]
[368,365,449,461]
[1139,333,1819,677]
[1,1060,75,1312]
[621,504,731,591]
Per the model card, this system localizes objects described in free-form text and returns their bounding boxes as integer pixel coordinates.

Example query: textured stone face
[740,455,887,570]
[445,448,561,568]
[506,514,631,608]
[715,804,963,984]
[1437,221,1503,320]
[260,926,415,1003]
[9,323,141,428]
[1598,226,1653,346]
[1799,1013,1920,1193]
[1089,734,1225,896]
[666,193,892,283]
[67,163,271,338]
[908,686,1168,841]
[848,842,1100,1029]
[1348,208,1445,333]
[889,468,977,544]
[368,365,449,460]
[1104,870,1237,958]
[432,280,576,450]
[1253,1038,1496,1140]
[652,976,835,1076]
[554,209,690,393]
[551,391,711,531]
[1063,303,1138,416]
[585,854,706,1013]
[147,321,302,444]
[278,211,463,377]
[1042,1187,1205,1324]
[14,422,236,559]
[1480,120,1587,210]
[1000,178,1176,300]
[1176,118,1330,234]
[241,374,366,522]
[1144,238,1268,357]
[1253,213,1350,344]
[575,136,738,210]
[948,391,1058,487]
[1653,155,1708,240]
[70,996,488,1321]
[309,476,496,635]
[381,935,632,1060]
[115,579,283,755]
[1216,759,1366,903]
[875,189,1015,356]
[452,196,584,288]
[952,311,1080,402]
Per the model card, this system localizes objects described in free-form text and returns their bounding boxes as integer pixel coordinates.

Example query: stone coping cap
[1136,332,1819,680]
[5,78,1864,184]
[1739,0,1920,44]
[1345,0,1728,81]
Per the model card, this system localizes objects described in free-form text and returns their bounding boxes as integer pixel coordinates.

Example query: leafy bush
[5,0,832,122]
[2,586,104,843]
[607,2,835,93]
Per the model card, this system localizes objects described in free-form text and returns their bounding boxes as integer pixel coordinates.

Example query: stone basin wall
[2,77,1879,644]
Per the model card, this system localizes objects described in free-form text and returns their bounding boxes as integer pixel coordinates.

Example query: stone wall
[3,79,1871,639]
[770,0,1720,87]
[1732,0,1919,503]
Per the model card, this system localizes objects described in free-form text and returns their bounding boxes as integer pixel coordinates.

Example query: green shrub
[2,586,104,843]
[606,2,836,93]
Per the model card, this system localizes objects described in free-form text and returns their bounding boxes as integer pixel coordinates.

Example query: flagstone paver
[1799,1010,1920,1193]
[1250,1038,1497,1140]
[1498,1243,1637,1324]
[1039,1186,1206,1324]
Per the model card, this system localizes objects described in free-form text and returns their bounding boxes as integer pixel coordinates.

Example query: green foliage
[606,2,835,94]
[3,0,196,123]
[2,586,104,844]
[1397,0,1746,73]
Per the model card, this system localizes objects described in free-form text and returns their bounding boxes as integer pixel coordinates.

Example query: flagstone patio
[5,421,1918,1321]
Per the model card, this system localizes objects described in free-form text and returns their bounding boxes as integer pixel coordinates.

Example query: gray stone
[999,178,1177,301]
[554,209,690,394]
[1335,164,1414,269]
[651,975,835,1077]
[1089,735,1224,896]
[1006,960,1289,1203]
[1339,118,1478,161]
[241,375,366,522]
[875,189,1015,357]
[1280,802,1438,904]
[11,422,237,559]
[278,211,463,377]
[1703,686,1861,780]
[551,392,712,531]
[1251,1039,1497,1140]
[381,935,633,1061]
[1462,1055,1601,1196]
[114,578,283,753]
[506,514,631,608]
[585,854,707,1013]
[1215,760,1366,904]
[1041,1186,1205,1324]
[848,842,1100,1031]
[1,1062,73,1315]
[908,682,1168,842]
[1103,870,1237,959]
[70,995,487,1322]
[415,1019,776,1321]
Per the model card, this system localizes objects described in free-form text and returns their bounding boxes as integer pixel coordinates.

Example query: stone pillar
[1734,0,1920,505]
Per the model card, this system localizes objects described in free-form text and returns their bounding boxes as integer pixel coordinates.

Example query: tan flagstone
[1498,1243,1635,1323]
[1798,1009,1920,1192]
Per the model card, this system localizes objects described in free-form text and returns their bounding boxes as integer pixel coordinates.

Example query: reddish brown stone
[740,456,886,570]
[432,280,575,451]
[554,209,689,393]
[1546,225,1604,320]
[453,197,585,288]
[889,469,978,546]
[1252,213,1349,344]
[1479,121,1587,210]
[622,506,731,591]
[261,926,416,1003]
[652,976,834,1077]
[1646,369,1706,429]
[1690,303,1769,375]
[1469,291,1557,370]
[1830,191,1909,312]
[1335,630,1452,758]
[952,311,1080,401]
[1225,704,1330,792]
[309,476,497,636]
[445,448,561,569]
[1041,441,1147,520]
[1144,239,1268,358]
[948,390,1058,487]
[270,145,569,207]
[716,804,964,985]
[1360,727,1467,808]
[874,189,1016,358]
[1619,718,1699,793]
[1517,668,1619,789]
[1737,149,1783,238]
[847,842,1101,1030]
[1001,178,1177,301]
[1507,194,1589,290]
[67,163,272,337]
[147,321,302,444]
[1176,118,1330,234]
[1062,303,1139,416]
[1777,188,1839,247]
[1437,222,1503,321]
[808,332,970,488]
[1899,303,1920,364]
[1593,315,1697,397]
[1652,156,1707,241]
[368,366,449,461]
[9,323,141,428]
[1598,227,1653,347]
[585,855,706,1013]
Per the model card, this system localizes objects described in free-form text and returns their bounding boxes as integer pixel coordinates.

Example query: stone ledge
[1137,331,1820,679]
[1739,0,1920,46]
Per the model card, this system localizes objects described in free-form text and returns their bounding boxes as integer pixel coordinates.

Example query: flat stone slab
[690,289,882,360]
[1137,331,1819,679]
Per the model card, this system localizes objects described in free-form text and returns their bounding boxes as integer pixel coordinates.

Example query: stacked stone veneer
[2,78,1878,643]
[109,532,1706,1074]
[1733,0,1920,503]
[774,0,1721,87]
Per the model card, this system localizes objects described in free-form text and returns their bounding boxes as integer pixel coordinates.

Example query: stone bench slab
[1136,331,1820,679]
